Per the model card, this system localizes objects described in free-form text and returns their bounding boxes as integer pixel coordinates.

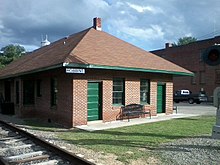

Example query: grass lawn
[25,116,216,163]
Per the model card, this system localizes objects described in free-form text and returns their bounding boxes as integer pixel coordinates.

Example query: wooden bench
[121,104,151,122]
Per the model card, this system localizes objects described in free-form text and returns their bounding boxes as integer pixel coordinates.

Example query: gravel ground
[157,136,220,165]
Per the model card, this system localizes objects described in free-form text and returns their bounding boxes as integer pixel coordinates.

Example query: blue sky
[1,0,220,51]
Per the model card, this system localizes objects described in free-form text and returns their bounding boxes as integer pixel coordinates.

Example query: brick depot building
[0,18,192,127]
[151,36,220,100]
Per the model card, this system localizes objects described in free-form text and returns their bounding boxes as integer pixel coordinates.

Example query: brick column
[125,79,140,105]
[165,82,173,114]
[102,80,120,122]
[149,81,157,116]
[72,79,87,126]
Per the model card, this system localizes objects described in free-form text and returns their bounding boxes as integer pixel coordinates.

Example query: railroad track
[0,120,95,165]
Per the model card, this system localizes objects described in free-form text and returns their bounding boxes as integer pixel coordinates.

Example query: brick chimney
[93,17,102,31]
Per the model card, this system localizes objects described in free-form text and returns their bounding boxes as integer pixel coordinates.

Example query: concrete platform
[76,113,199,131]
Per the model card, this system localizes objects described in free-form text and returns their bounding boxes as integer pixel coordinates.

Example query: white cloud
[122,25,164,40]
[127,2,163,14]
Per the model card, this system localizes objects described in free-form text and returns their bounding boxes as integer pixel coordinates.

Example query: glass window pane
[113,85,123,91]
[140,79,150,104]
[113,78,124,105]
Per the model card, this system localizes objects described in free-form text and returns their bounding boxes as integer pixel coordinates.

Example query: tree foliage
[173,36,197,46]
[0,44,26,68]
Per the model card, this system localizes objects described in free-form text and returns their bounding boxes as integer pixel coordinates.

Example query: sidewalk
[76,113,199,131]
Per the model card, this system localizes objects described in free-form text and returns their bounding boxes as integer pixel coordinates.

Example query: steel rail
[0,120,95,165]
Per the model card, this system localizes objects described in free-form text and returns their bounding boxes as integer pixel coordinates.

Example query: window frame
[112,78,125,106]
[51,78,58,107]
[140,79,150,105]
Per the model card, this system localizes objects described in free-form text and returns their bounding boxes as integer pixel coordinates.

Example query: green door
[157,84,166,113]
[87,82,102,121]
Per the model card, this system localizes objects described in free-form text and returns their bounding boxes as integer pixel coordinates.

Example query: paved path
[175,103,216,115]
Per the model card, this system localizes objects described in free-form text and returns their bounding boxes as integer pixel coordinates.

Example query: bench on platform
[121,104,151,122]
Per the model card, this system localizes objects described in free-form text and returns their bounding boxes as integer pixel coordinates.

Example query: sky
[0,0,220,52]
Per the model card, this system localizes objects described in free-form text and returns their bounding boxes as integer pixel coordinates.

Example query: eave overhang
[0,62,193,80]
[0,64,63,80]
[64,63,194,76]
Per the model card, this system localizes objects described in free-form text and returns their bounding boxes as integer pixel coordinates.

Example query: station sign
[66,68,85,74]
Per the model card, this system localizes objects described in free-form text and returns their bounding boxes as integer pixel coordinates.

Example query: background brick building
[151,36,220,101]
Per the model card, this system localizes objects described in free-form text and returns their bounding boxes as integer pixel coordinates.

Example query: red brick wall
[71,70,173,125]
[0,68,174,127]
[152,36,220,99]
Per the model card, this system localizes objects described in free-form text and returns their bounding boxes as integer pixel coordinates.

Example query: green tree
[0,44,26,67]
[173,36,197,46]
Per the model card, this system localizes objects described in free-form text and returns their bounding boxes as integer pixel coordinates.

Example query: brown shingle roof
[0,28,192,79]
